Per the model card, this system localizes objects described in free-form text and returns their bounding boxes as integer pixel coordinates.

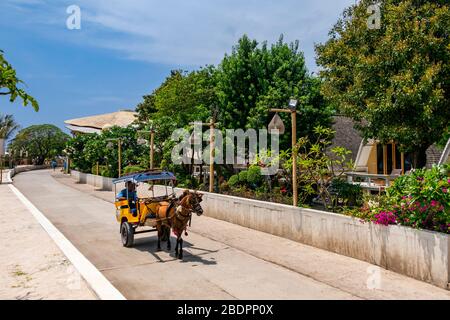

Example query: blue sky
[0,0,355,133]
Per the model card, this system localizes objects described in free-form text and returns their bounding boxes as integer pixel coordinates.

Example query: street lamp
[107,138,122,177]
[137,128,156,170]
[189,118,218,193]
[269,98,299,207]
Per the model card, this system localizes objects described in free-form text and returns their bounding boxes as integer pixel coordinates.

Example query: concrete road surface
[12,170,450,300]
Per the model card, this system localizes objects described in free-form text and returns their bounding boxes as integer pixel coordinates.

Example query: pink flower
[443,188,448,193]
[374,211,397,226]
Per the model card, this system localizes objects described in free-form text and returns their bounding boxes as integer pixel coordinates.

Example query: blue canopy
[112,171,176,184]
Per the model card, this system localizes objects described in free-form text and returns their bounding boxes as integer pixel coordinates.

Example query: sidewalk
[0,184,96,300]
[52,172,450,300]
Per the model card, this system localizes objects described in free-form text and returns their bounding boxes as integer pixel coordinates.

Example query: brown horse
[155,190,204,259]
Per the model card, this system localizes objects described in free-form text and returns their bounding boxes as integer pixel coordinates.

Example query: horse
[155,190,204,259]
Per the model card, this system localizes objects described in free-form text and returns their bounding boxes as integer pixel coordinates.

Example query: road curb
[8,184,126,300]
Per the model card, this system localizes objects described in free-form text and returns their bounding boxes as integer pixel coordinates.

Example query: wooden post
[118,139,122,178]
[383,145,388,175]
[392,144,396,169]
[401,152,405,175]
[291,111,298,207]
[269,108,298,207]
[209,120,215,193]
[190,119,217,193]
[150,131,155,170]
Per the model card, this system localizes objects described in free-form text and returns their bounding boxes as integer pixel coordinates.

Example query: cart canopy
[112,171,176,185]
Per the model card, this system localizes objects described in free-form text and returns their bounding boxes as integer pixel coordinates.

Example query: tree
[65,126,146,177]
[217,35,333,150]
[316,0,450,168]
[0,50,39,111]
[9,125,69,165]
[279,126,354,208]
[136,68,217,175]
[0,114,19,140]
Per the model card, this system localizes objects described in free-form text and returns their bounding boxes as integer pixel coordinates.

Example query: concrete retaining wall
[9,165,50,182]
[157,186,450,289]
[70,170,450,289]
[70,170,114,191]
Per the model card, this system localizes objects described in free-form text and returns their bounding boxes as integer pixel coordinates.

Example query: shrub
[247,166,263,186]
[331,178,362,207]
[344,165,450,233]
[123,165,146,175]
[228,175,240,187]
[100,167,114,178]
[238,170,248,183]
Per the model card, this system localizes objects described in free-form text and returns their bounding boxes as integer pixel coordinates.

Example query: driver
[117,181,138,215]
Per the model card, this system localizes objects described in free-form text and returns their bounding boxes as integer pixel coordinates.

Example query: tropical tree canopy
[0,50,39,111]
[135,34,333,176]
[316,0,450,167]
[0,113,19,140]
[65,126,146,177]
[9,124,69,165]
[217,35,332,150]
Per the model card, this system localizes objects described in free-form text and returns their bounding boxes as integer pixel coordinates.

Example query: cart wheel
[121,222,134,248]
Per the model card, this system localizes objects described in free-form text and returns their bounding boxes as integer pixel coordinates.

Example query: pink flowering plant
[345,165,450,233]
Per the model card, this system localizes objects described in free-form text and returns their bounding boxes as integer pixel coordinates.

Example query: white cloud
[4,0,355,70]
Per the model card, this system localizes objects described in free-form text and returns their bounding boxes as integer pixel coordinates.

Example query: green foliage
[135,34,333,178]
[216,35,333,149]
[65,133,94,173]
[344,165,450,233]
[330,178,363,207]
[238,170,248,183]
[9,124,69,165]
[65,125,146,177]
[280,125,354,208]
[123,165,146,175]
[0,50,39,111]
[247,166,263,186]
[0,113,19,140]
[135,68,216,175]
[228,174,240,187]
[316,0,450,166]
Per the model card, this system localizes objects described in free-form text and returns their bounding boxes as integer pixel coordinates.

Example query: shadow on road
[132,236,218,265]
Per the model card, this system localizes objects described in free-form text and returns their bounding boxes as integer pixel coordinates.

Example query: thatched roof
[329,116,363,162]
[65,110,137,134]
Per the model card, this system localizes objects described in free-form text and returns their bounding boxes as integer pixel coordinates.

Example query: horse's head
[181,190,204,216]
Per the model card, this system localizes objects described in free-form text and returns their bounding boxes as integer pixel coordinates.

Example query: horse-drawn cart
[113,171,204,259]
[113,171,177,247]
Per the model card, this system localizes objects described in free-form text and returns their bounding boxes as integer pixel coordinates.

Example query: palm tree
[0,113,19,139]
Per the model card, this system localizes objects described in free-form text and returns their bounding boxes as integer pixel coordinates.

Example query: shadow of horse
[133,235,218,266]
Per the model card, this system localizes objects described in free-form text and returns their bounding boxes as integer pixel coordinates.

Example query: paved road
[13,170,450,300]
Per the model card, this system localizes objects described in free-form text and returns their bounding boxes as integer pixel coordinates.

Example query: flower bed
[344,165,450,234]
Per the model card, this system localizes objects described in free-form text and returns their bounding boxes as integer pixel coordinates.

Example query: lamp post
[190,118,218,193]
[138,129,156,170]
[269,98,298,206]
[107,138,122,177]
